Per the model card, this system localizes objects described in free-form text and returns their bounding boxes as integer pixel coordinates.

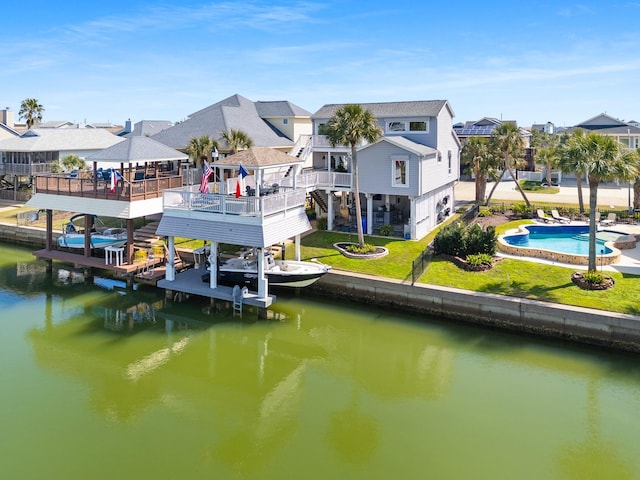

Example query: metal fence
[410,203,480,284]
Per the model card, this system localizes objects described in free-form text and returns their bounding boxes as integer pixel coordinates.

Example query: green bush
[317,216,328,230]
[346,243,377,254]
[466,253,494,267]
[433,221,497,257]
[583,270,605,284]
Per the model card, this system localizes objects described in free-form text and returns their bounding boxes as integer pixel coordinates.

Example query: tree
[461,137,500,203]
[484,123,530,206]
[325,104,382,248]
[564,131,636,271]
[19,98,44,129]
[220,129,252,154]
[558,130,588,213]
[537,147,560,187]
[531,129,561,186]
[186,135,219,168]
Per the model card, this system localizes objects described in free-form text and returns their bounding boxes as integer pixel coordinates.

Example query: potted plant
[379,224,393,236]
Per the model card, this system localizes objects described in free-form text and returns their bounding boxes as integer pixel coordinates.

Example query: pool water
[503,225,614,255]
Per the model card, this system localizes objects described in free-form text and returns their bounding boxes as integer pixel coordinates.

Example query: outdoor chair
[601,212,617,226]
[536,209,554,223]
[551,209,570,224]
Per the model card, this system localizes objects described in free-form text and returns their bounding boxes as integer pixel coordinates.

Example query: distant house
[0,127,124,200]
[307,100,461,240]
[118,119,173,138]
[454,117,534,176]
[151,94,312,157]
[563,113,640,150]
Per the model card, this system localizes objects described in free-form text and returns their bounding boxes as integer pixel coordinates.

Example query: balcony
[34,171,183,201]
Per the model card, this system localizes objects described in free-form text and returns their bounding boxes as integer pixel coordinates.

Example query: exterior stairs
[309,190,328,214]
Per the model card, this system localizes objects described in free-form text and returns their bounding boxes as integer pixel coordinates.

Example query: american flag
[199,161,213,194]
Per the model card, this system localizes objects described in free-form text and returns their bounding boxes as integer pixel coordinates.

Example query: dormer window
[283,118,289,125]
[386,120,429,133]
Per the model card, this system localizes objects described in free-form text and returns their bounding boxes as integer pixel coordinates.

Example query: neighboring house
[0,127,124,200]
[562,113,640,150]
[151,94,312,156]
[0,109,20,142]
[118,119,173,137]
[454,117,534,176]
[530,122,556,134]
[308,100,461,240]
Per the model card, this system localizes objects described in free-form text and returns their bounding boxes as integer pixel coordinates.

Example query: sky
[2,1,640,128]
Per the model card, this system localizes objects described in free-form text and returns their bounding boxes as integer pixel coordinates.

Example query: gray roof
[364,136,437,157]
[125,120,173,137]
[214,147,302,170]
[255,100,311,118]
[151,94,308,150]
[85,136,187,163]
[311,100,450,120]
[0,127,123,152]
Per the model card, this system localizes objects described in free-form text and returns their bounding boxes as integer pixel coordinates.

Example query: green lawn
[296,219,640,317]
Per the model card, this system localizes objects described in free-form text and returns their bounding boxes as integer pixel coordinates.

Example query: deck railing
[34,173,183,201]
[163,187,306,217]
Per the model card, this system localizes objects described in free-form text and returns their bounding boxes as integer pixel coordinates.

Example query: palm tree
[565,131,636,271]
[461,137,500,203]
[484,123,530,206]
[186,135,219,168]
[325,104,382,248]
[220,129,252,154]
[558,131,588,213]
[19,98,44,129]
[538,147,560,187]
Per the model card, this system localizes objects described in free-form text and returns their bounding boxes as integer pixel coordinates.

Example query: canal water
[1,243,639,479]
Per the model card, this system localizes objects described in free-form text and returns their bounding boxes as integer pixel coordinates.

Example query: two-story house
[305,100,461,240]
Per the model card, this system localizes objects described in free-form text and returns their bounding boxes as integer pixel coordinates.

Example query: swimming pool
[498,224,636,265]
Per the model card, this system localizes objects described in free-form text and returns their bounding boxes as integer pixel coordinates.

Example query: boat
[202,250,331,288]
[58,214,128,249]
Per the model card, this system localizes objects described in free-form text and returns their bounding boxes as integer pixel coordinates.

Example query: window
[392,157,408,187]
[317,123,329,135]
[387,121,406,132]
[409,121,427,131]
[448,150,452,174]
[283,118,289,125]
[386,120,429,133]
[437,151,442,163]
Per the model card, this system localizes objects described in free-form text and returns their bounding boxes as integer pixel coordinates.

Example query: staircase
[309,190,329,214]
[133,221,163,247]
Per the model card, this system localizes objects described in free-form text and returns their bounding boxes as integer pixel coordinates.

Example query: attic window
[283,118,289,125]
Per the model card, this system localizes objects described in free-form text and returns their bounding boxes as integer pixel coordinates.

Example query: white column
[295,234,301,261]
[257,248,268,299]
[409,198,416,240]
[166,236,175,281]
[366,193,373,235]
[209,241,218,288]
[327,190,334,231]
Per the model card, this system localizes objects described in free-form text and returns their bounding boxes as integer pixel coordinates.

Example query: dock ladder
[232,285,248,316]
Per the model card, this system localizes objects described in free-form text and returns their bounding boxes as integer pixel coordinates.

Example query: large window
[317,123,330,135]
[392,156,408,187]
[386,120,429,133]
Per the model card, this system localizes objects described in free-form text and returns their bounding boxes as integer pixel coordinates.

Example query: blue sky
[2,1,640,128]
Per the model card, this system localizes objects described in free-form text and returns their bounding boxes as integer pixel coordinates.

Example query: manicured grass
[298,218,640,316]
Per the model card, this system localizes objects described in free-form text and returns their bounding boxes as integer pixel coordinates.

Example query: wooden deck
[33,248,165,277]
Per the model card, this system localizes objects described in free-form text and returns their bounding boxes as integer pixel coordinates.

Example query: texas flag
[109,169,120,194]
[235,165,248,198]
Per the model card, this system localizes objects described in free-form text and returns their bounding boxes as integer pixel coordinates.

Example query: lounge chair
[551,209,570,224]
[537,209,554,223]
[601,212,617,226]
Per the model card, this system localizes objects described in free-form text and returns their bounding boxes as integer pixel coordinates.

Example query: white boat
[58,214,127,249]
[202,251,331,288]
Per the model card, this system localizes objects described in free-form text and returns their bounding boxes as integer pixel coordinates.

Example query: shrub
[346,243,377,254]
[433,222,497,257]
[583,270,605,284]
[466,253,494,267]
[379,224,393,236]
[317,216,328,230]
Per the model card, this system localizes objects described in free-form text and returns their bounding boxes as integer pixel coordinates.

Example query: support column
[257,247,268,299]
[327,190,334,231]
[166,236,175,281]
[84,214,92,258]
[295,234,301,261]
[209,241,218,288]
[46,209,53,251]
[366,194,373,235]
[409,198,416,240]
[126,218,134,264]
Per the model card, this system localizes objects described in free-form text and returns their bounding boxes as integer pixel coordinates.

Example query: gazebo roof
[85,136,187,164]
[214,147,302,170]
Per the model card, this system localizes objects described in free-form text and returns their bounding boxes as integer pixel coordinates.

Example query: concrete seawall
[2,220,640,352]
[309,270,640,353]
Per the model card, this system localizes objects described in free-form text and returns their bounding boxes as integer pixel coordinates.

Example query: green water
[1,243,639,480]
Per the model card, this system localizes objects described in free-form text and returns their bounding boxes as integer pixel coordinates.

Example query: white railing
[280,171,352,190]
[163,188,306,217]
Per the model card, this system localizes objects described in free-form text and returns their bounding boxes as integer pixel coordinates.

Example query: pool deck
[498,220,640,275]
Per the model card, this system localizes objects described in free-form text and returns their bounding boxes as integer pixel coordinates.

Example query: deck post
[209,241,218,288]
[166,236,175,281]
